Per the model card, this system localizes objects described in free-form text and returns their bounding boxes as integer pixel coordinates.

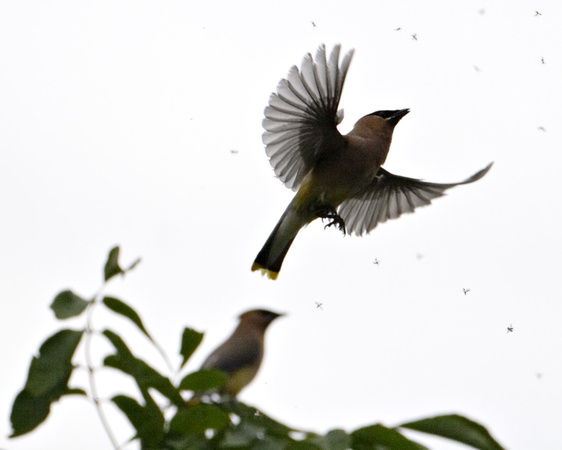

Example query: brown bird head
[369,109,410,127]
[349,108,410,152]
[239,309,284,331]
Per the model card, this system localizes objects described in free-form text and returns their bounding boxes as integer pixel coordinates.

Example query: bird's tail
[252,201,305,280]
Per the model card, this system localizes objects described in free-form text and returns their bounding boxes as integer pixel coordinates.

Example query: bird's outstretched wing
[262,44,354,191]
[338,163,493,236]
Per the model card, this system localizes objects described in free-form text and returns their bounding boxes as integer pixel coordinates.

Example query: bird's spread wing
[262,44,354,191]
[338,163,493,236]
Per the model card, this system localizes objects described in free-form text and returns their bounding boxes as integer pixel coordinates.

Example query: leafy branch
[9,246,505,449]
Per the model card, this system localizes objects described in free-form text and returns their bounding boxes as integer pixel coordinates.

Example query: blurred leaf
[10,390,51,437]
[179,327,204,369]
[242,404,294,437]
[10,386,85,437]
[400,414,504,450]
[63,388,87,396]
[164,433,210,450]
[179,369,228,392]
[24,329,83,397]
[10,329,84,436]
[286,441,322,449]
[106,352,182,405]
[170,404,230,435]
[228,402,294,439]
[104,246,123,281]
[112,394,165,448]
[250,437,288,450]
[211,403,294,449]
[351,424,428,450]
[306,429,351,450]
[102,297,151,340]
[218,422,264,448]
[103,329,183,406]
[50,290,90,319]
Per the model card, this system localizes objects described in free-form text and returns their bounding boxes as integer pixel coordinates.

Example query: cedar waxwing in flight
[200,309,283,398]
[252,44,492,280]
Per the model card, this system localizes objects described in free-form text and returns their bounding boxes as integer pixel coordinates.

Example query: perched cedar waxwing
[200,309,283,398]
[252,44,492,280]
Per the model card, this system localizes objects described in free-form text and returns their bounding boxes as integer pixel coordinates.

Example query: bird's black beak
[387,108,410,126]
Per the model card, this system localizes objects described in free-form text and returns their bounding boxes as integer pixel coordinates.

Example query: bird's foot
[316,207,346,235]
[324,215,346,234]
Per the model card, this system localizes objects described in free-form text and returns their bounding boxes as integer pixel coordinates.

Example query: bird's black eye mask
[367,109,410,126]
[368,110,397,119]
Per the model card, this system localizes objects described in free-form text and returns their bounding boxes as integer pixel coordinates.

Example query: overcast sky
[2,1,561,449]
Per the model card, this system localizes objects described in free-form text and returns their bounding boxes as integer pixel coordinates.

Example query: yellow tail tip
[251,263,279,280]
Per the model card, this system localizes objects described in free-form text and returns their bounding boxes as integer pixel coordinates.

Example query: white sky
[1,1,561,449]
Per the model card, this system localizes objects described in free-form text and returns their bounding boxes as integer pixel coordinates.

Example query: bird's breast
[294,149,382,213]
[223,365,261,397]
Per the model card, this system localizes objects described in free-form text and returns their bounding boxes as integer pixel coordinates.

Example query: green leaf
[169,404,230,435]
[24,329,84,397]
[179,369,228,392]
[102,328,133,357]
[325,429,352,450]
[10,390,51,437]
[10,329,84,436]
[50,290,90,319]
[249,436,287,450]
[10,385,87,438]
[179,327,204,369]
[112,394,165,448]
[351,424,428,450]
[306,429,351,450]
[104,246,124,281]
[102,329,184,406]
[228,402,294,439]
[105,353,182,405]
[400,414,505,450]
[164,433,210,450]
[218,422,265,447]
[65,387,87,396]
[212,404,293,448]
[211,401,297,448]
[102,297,151,340]
[286,442,323,449]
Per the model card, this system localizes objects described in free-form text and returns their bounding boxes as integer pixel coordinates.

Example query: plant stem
[152,338,177,383]
[85,294,121,450]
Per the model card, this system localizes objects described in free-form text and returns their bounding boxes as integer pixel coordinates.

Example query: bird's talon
[318,208,346,234]
[323,218,346,233]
